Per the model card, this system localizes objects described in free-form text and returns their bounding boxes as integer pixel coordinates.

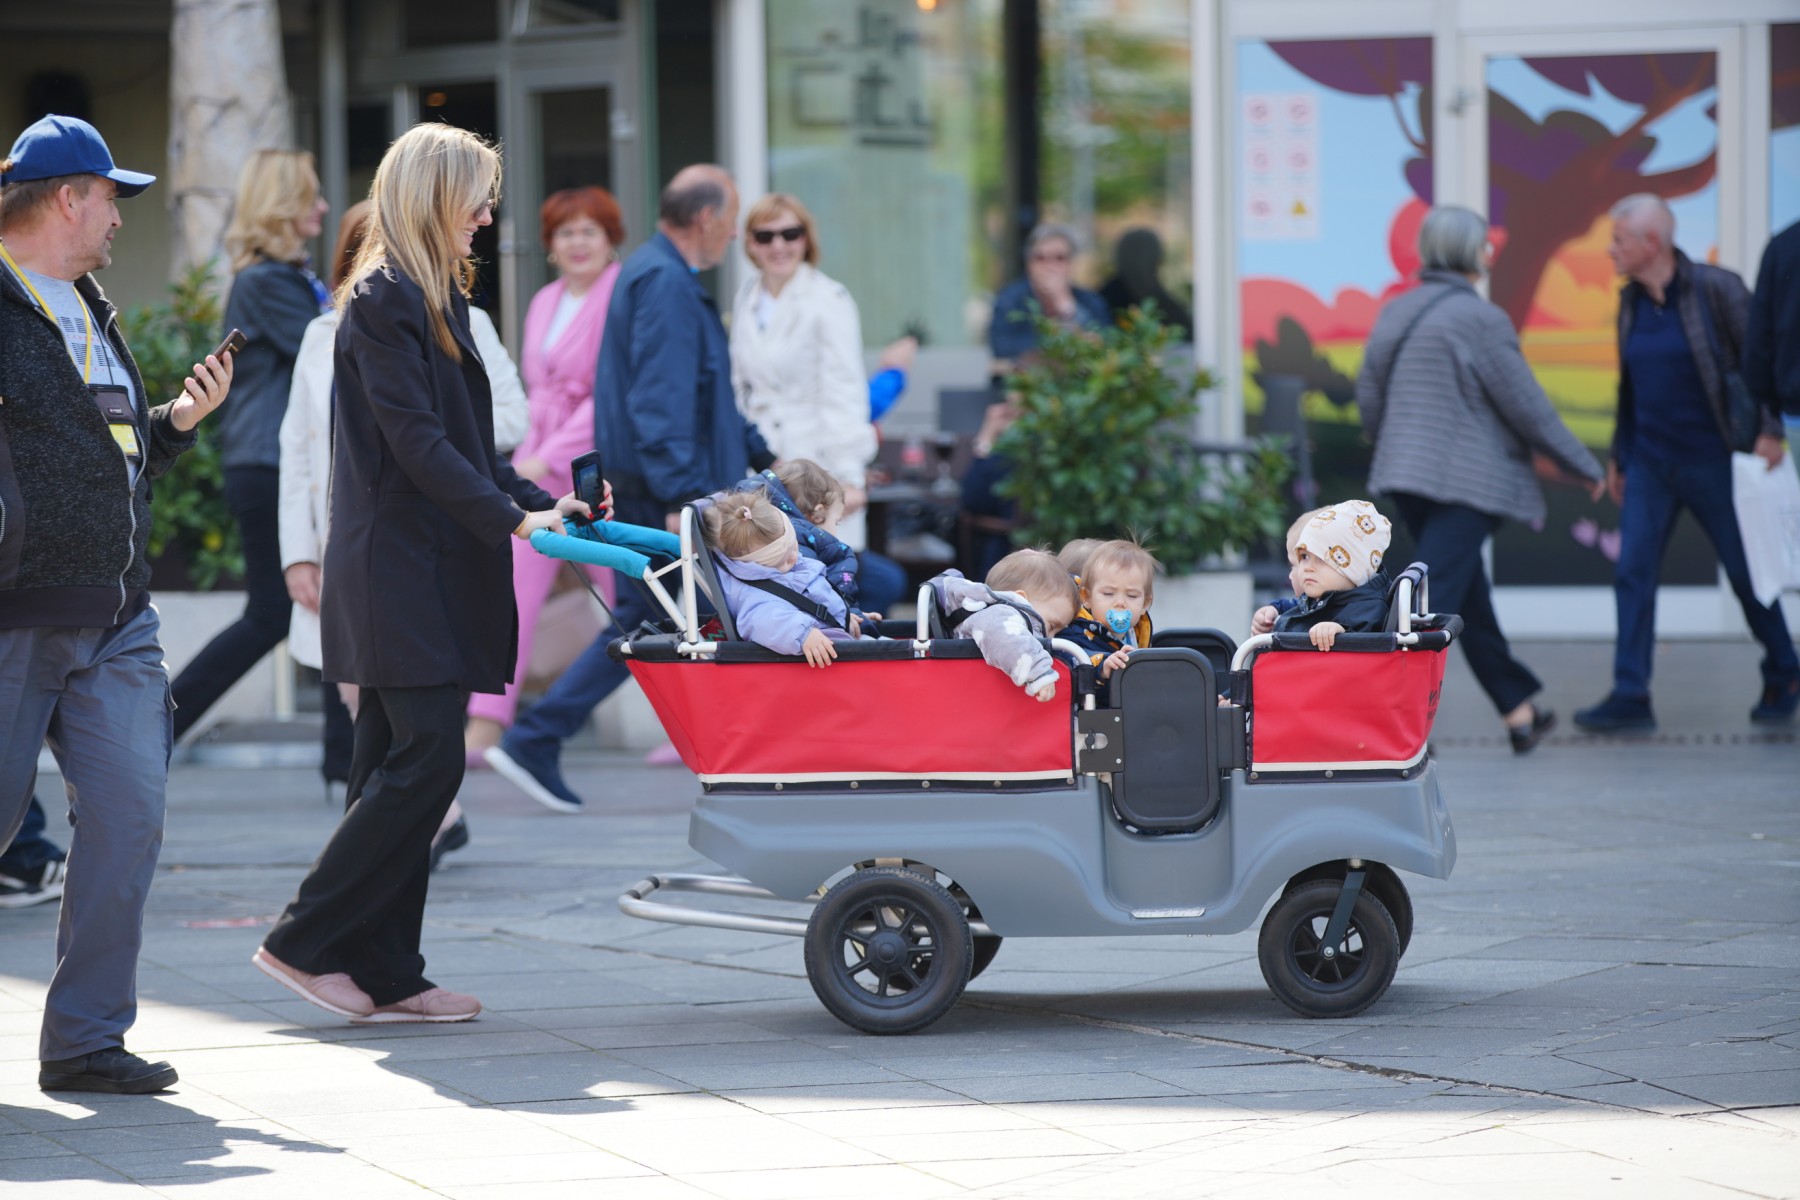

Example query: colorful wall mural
[1237,38,1733,587]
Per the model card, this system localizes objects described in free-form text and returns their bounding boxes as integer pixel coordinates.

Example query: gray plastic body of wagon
[678,765,1453,939]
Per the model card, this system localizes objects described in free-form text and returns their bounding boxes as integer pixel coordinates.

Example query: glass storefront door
[1460,29,1742,631]
[503,64,640,349]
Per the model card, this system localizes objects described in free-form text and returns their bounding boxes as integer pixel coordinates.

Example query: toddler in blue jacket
[704,488,859,667]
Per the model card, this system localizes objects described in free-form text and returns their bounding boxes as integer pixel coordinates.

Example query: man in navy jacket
[487,165,774,812]
[1745,219,1800,422]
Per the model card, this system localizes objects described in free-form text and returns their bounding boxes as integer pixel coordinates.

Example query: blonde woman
[254,124,592,1025]
[170,150,330,739]
[730,193,877,547]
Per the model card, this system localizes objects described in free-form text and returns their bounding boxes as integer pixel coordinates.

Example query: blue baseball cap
[3,115,155,198]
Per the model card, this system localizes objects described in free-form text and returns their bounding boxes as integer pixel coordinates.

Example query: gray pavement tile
[0,1130,79,1159]
[1551,1078,1724,1114]
[388,1051,692,1105]
[839,1125,1119,1164]
[717,1082,976,1114]
[1561,1040,1800,1081]
[612,1053,912,1092]
[555,1115,884,1175]
[667,1163,969,1200]
[380,1148,656,1187]
[928,1071,1193,1105]
[0,1089,263,1133]
[1642,1067,1800,1109]
[42,1116,326,1159]
[552,1020,790,1051]
[443,1179,721,1200]
[1136,1061,1405,1096]
[780,1100,1048,1139]
[913,1153,1116,1192]
[0,1154,134,1184]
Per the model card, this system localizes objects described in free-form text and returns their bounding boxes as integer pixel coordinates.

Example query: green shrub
[121,264,242,589]
[995,304,1292,571]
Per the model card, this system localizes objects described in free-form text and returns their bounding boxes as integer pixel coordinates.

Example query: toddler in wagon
[1273,500,1393,650]
[739,459,871,617]
[703,488,860,667]
[930,549,1079,702]
[1251,508,1322,636]
[1062,539,1159,681]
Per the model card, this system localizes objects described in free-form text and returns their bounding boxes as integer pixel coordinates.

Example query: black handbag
[1693,270,1762,453]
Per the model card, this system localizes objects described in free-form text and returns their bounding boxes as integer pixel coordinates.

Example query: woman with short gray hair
[988,222,1111,362]
[1356,205,1605,752]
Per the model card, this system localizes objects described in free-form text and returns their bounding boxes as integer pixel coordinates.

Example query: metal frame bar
[618,872,995,938]
[1318,867,1367,962]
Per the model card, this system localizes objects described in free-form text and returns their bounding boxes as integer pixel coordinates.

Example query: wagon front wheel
[1258,880,1399,1019]
[804,866,972,1035]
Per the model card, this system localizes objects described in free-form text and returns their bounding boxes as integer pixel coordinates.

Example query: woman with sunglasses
[729,194,878,548]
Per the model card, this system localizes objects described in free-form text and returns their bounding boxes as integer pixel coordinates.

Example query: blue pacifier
[1105,608,1134,635]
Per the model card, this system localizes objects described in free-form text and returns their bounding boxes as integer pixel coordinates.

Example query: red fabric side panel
[1251,650,1446,765]
[626,658,1074,778]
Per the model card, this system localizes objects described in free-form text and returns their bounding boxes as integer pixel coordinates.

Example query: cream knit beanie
[1296,499,1392,588]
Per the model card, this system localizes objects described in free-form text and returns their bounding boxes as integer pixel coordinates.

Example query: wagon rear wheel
[804,866,972,1035]
[1258,880,1399,1019]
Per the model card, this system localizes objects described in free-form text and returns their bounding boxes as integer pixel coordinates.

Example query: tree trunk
[168,0,291,294]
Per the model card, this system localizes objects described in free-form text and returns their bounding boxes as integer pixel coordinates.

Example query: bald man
[1574,195,1798,731]
[486,164,775,812]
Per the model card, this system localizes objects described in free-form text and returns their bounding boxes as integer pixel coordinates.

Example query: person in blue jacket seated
[988,223,1111,363]
[1273,501,1394,651]
[704,488,863,666]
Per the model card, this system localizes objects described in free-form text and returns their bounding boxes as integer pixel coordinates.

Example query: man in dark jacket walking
[1575,195,1798,731]
[0,115,233,1092]
[488,164,773,812]
[1745,219,1800,425]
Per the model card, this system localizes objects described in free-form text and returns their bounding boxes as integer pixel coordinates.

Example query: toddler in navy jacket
[1272,500,1393,650]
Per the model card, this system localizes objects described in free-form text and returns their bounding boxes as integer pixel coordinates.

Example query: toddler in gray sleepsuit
[928,549,1080,702]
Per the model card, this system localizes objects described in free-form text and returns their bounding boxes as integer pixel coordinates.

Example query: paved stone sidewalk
[1,640,1796,1197]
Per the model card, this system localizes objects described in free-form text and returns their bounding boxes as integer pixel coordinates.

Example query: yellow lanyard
[0,239,93,383]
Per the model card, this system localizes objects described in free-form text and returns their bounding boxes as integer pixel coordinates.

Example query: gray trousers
[0,605,170,1060]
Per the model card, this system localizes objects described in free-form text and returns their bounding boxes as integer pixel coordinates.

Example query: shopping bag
[1731,450,1800,606]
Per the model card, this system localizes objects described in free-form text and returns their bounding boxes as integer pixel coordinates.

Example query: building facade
[4,0,1795,633]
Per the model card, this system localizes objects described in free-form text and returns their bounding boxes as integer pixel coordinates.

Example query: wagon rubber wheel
[804,866,973,1035]
[1258,879,1399,1019]
[1289,866,1413,960]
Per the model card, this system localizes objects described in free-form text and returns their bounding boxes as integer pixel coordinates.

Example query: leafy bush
[120,265,242,589]
[995,305,1292,571]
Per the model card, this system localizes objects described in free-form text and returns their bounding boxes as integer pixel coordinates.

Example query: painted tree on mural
[1266,40,1800,331]
[1485,54,1715,330]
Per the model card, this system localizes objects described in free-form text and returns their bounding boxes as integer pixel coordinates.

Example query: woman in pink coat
[466,187,623,759]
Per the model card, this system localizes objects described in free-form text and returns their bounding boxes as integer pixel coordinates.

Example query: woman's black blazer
[321,266,555,692]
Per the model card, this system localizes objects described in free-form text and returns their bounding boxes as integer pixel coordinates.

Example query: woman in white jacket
[730,194,878,547]
[277,201,526,828]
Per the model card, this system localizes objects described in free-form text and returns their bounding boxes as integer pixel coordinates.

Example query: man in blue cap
[0,115,234,1093]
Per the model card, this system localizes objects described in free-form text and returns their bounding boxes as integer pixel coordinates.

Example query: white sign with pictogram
[1242,90,1319,240]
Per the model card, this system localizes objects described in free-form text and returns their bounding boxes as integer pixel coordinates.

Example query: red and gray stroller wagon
[531,510,1460,1034]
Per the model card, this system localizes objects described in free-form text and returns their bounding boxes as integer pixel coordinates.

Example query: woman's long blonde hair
[336,123,500,361]
[225,150,320,271]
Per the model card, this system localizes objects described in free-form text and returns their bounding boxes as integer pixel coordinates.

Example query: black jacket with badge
[320,266,554,693]
[1273,574,1390,636]
[0,264,197,629]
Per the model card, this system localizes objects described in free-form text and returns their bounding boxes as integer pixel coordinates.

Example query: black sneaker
[0,859,68,909]
[1751,678,1800,723]
[1573,693,1656,733]
[40,1046,178,1094]
[429,816,470,872]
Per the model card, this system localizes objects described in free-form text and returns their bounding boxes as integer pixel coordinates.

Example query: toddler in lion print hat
[1272,499,1394,650]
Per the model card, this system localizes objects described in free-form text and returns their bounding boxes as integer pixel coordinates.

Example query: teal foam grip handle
[529,527,652,577]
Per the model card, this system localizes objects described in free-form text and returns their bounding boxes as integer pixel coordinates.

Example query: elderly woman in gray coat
[1357,205,1605,753]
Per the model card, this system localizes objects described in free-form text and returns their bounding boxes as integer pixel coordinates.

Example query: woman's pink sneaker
[644,742,682,767]
[351,987,482,1024]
